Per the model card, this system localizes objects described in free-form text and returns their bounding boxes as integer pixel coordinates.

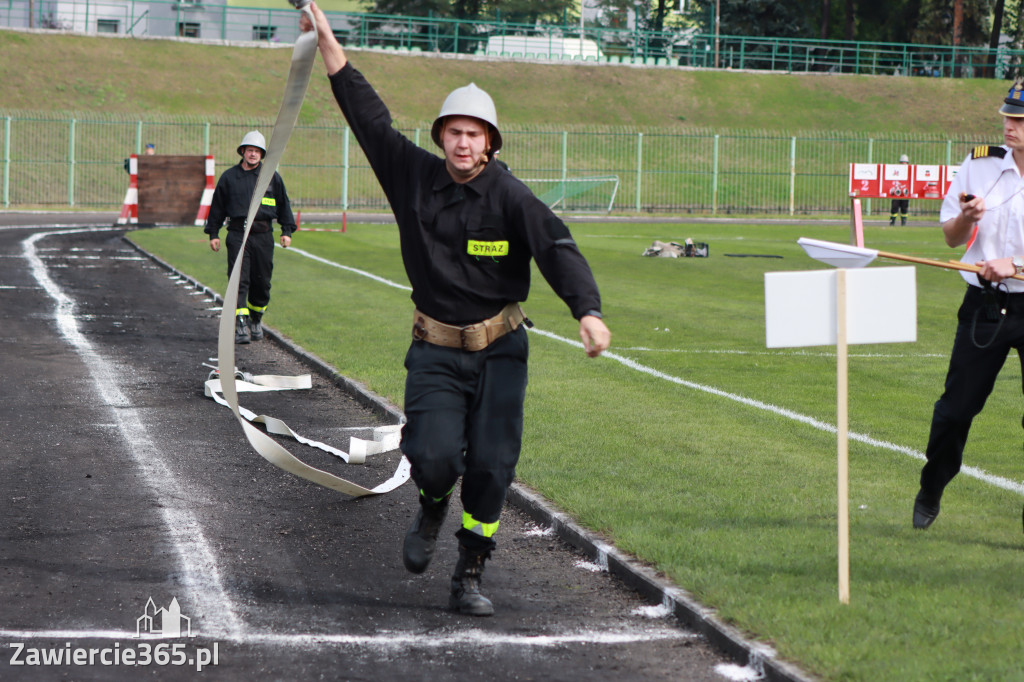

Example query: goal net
[521,175,620,213]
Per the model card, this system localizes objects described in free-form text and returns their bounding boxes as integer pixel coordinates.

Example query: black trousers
[922,285,1024,498]
[225,230,274,312]
[400,327,529,551]
[890,199,909,221]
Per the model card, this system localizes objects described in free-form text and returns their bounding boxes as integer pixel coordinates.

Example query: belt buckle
[413,316,428,341]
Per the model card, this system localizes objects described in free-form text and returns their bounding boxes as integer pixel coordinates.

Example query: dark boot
[234,314,250,344]
[913,489,940,530]
[403,495,450,574]
[449,544,494,616]
[248,311,264,341]
[901,217,907,226]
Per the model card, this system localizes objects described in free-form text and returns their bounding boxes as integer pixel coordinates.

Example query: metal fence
[3,0,1024,78]
[0,112,987,217]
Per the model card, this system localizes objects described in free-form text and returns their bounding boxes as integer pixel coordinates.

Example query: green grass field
[129,220,1024,682]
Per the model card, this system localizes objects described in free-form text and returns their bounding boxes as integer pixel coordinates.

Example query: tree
[365,0,574,23]
[913,0,990,45]
[687,0,815,38]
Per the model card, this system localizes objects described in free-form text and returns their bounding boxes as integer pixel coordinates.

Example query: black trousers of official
[225,230,274,312]
[400,327,529,552]
[922,285,1024,499]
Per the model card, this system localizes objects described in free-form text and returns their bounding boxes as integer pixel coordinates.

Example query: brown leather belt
[412,303,528,352]
[229,217,271,233]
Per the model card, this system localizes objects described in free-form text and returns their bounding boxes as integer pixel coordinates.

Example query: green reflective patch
[467,240,509,257]
[261,197,276,206]
[462,510,499,537]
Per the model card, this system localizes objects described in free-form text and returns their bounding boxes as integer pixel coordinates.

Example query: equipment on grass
[524,176,619,213]
[797,237,1024,281]
[642,238,708,258]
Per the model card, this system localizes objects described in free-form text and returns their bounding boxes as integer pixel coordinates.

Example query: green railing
[0,111,986,216]
[3,1,1023,78]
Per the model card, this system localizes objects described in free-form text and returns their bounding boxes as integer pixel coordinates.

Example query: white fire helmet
[899,154,909,163]
[430,83,502,153]
[238,130,267,158]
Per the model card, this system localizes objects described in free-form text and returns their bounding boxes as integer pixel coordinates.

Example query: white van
[484,35,603,60]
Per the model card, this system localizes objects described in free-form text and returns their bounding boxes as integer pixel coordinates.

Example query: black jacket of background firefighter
[204,162,296,238]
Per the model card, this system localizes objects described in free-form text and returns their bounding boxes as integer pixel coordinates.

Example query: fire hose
[212,0,410,497]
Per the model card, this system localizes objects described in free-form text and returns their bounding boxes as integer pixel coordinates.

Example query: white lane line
[530,328,1024,497]
[23,227,243,639]
[282,247,1024,498]
[0,628,694,647]
[618,346,948,358]
[286,246,411,291]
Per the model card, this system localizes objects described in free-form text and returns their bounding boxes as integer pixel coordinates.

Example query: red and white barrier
[116,154,139,225]
[193,155,216,226]
[848,163,956,200]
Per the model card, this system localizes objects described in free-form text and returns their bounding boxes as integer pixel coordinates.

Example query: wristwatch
[1014,256,1024,274]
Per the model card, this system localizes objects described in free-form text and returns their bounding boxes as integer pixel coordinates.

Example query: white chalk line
[23,227,244,639]
[0,627,693,648]
[619,346,948,359]
[281,247,1024,498]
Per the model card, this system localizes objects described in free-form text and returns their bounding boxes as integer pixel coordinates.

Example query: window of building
[252,25,277,41]
[177,22,200,38]
[96,19,119,33]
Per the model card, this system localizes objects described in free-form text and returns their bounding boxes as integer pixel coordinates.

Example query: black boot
[234,314,250,344]
[449,544,494,616]
[403,495,450,574]
[913,489,940,530]
[248,311,264,341]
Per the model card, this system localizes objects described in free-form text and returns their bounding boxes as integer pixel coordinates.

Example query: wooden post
[849,194,864,248]
[836,269,850,605]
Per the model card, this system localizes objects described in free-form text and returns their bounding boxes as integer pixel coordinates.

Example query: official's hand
[976,257,1016,284]
[579,315,610,358]
[209,238,220,252]
[959,192,985,223]
[280,235,292,248]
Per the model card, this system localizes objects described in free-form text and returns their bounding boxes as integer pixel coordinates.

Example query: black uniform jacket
[204,162,297,238]
[329,63,602,326]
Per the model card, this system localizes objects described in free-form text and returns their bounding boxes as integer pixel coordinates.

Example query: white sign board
[883,164,910,181]
[765,267,917,348]
[851,163,878,180]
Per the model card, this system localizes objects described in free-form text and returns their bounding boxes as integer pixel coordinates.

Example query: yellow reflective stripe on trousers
[235,307,250,316]
[247,303,268,314]
[420,486,454,503]
[462,510,499,537]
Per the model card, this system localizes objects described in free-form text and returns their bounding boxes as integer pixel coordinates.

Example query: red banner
[849,164,958,200]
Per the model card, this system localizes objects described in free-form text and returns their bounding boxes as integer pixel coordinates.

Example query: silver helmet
[237,130,267,158]
[430,83,502,153]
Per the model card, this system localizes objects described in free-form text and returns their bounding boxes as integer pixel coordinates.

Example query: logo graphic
[135,597,193,638]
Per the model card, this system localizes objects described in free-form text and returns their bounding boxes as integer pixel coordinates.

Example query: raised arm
[300,1,347,75]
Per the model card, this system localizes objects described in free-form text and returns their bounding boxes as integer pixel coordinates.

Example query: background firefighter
[204,130,297,344]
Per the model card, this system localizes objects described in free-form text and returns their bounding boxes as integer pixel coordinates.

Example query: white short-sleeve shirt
[941,145,1024,292]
